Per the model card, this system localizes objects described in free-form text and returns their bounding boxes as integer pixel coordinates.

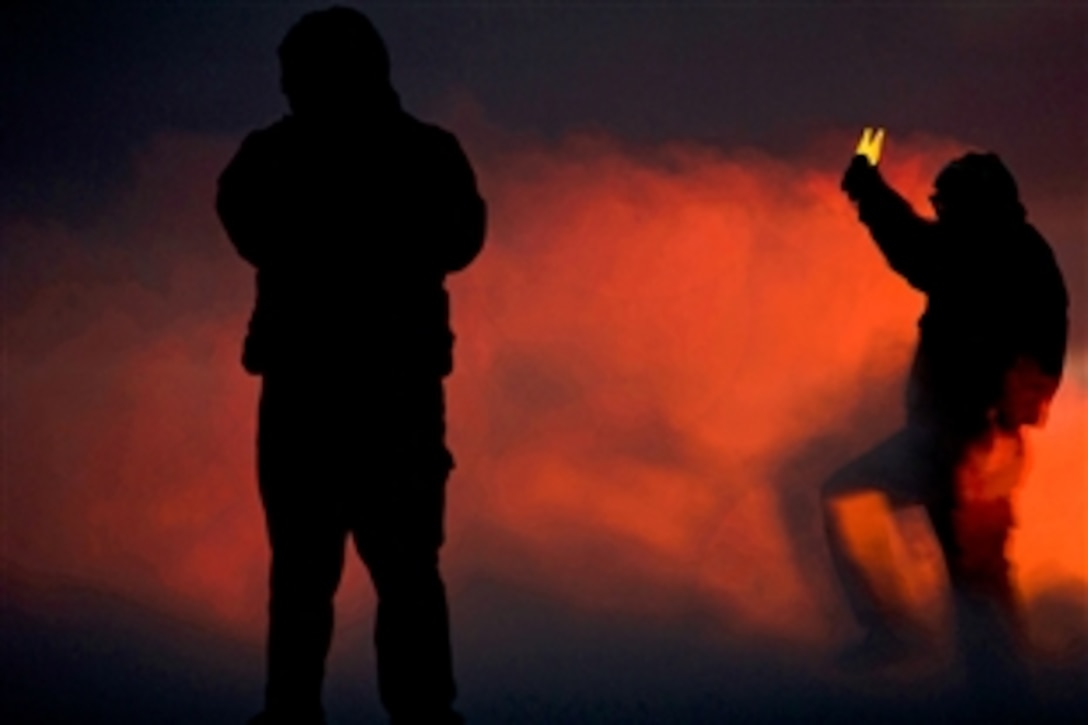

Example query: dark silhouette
[823,151,1068,691]
[216,8,485,724]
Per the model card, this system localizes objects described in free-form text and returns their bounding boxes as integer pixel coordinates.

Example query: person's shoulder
[238,116,298,153]
[398,113,465,153]
[1019,223,1059,261]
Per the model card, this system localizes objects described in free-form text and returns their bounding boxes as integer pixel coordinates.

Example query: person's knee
[821,471,863,528]
[270,545,345,605]
[822,460,867,502]
[368,549,444,602]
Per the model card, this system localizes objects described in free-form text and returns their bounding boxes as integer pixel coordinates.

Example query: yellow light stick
[855,127,885,165]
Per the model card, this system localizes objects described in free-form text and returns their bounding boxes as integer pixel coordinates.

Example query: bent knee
[823,486,892,540]
[821,469,873,511]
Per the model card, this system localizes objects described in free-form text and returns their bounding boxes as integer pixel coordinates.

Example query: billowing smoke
[3,125,1085,717]
[442,127,1087,648]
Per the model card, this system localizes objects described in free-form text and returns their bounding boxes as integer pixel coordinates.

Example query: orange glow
[1013,370,1088,649]
[4,130,1083,654]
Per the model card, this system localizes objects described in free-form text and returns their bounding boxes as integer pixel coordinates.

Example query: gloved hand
[841,154,881,202]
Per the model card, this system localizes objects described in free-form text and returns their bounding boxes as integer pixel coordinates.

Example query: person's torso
[247,113,457,377]
[907,222,1058,431]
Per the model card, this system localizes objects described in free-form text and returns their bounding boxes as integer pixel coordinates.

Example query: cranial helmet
[278,7,392,115]
[932,152,1024,222]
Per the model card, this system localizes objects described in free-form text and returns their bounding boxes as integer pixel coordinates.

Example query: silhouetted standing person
[824,150,1067,692]
[216,8,485,724]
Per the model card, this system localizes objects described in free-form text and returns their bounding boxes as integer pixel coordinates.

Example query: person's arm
[422,130,486,274]
[997,234,1069,429]
[1031,242,1070,383]
[215,128,288,268]
[841,155,937,292]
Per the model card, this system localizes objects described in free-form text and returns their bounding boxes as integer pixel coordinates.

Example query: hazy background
[3,2,1086,722]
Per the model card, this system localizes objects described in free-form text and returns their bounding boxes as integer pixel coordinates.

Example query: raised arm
[841,155,938,292]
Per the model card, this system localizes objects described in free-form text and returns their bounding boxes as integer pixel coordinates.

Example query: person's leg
[947,426,1024,615]
[352,443,460,724]
[942,428,1031,710]
[260,508,347,722]
[366,541,458,724]
[256,377,348,724]
[822,428,934,658]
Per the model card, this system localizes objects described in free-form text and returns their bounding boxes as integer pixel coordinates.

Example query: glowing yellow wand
[855,127,885,165]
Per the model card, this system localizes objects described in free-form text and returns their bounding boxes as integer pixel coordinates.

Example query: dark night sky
[4,1,1086,221]
[2,2,1086,723]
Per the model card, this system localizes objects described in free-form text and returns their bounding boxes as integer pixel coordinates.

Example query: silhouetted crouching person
[216,8,485,724]
[824,151,1067,692]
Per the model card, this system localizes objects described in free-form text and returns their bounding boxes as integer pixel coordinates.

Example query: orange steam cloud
[3,129,1084,656]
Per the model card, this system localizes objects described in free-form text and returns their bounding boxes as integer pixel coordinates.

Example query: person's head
[930,152,1025,226]
[278,7,395,119]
